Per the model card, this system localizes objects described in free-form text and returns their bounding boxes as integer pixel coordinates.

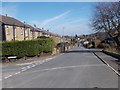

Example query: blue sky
[2,2,97,36]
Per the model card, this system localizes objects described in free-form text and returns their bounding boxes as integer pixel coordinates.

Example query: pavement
[1,46,119,88]
[94,52,120,75]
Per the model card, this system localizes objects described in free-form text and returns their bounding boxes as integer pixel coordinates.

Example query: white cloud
[51,19,92,36]
[54,18,89,28]
[40,10,71,27]
[26,17,92,36]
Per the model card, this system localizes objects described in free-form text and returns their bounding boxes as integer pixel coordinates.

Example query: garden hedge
[2,38,54,58]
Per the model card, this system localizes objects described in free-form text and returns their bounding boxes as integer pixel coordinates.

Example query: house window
[30,31,33,37]
[38,32,40,36]
[14,28,17,37]
[25,29,28,37]
[21,27,23,35]
[6,26,10,35]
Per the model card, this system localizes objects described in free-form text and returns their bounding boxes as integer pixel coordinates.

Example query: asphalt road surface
[2,46,118,88]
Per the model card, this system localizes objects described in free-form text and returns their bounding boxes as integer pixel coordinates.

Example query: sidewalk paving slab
[95,52,120,74]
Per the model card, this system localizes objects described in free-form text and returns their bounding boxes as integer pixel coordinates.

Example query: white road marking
[4,75,12,79]
[14,72,20,75]
[31,64,36,67]
[26,66,31,69]
[42,64,105,71]
[21,69,27,72]
[21,67,27,70]
[15,71,21,74]
[3,56,58,79]
[22,64,105,74]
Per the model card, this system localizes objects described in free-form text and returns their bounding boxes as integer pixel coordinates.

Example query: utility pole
[63,27,65,52]
[63,27,65,42]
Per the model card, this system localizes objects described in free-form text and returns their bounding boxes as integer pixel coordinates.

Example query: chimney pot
[6,14,8,16]
[34,24,36,27]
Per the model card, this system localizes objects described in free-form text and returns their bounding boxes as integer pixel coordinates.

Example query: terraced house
[0,15,67,45]
[26,24,43,40]
[0,15,44,41]
[0,15,30,41]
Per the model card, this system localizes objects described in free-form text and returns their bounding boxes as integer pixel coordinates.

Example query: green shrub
[2,38,54,58]
[37,36,49,39]
[98,43,110,49]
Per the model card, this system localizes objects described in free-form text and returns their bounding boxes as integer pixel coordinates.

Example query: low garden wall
[52,43,75,55]
[102,50,120,59]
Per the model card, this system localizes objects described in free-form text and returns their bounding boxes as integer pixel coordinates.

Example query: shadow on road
[64,49,102,53]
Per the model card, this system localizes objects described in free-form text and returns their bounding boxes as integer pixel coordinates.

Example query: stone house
[25,24,43,40]
[0,15,31,41]
[0,15,66,44]
[33,28,43,39]
[42,30,50,37]
[0,15,44,41]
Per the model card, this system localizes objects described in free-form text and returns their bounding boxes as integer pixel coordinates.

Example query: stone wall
[52,45,75,55]
[5,25,14,41]
[15,26,24,41]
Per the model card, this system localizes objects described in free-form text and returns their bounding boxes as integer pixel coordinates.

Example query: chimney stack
[34,24,36,27]
[6,14,8,16]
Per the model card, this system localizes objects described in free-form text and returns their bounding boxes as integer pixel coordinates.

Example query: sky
[2,2,97,36]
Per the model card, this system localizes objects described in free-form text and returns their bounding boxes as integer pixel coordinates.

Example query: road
[2,46,118,88]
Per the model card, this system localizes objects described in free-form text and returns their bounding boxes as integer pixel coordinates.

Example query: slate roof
[0,15,26,27]
[0,15,61,37]
[25,24,35,30]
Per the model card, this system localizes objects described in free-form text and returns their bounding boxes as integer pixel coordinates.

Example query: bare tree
[91,2,120,51]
